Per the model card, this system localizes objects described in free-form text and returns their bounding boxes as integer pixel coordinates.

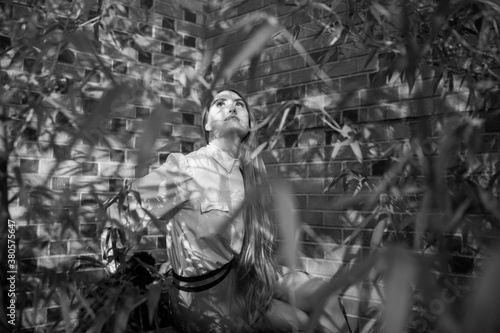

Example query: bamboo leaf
[384,251,415,333]
[113,289,139,333]
[343,209,379,246]
[275,182,300,272]
[433,72,444,95]
[363,48,377,70]
[330,141,344,160]
[292,24,301,43]
[370,213,387,253]
[250,142,268,160]
[350,141,363,163]
[58,286,72,333]
[305,254,378,333]
[212,16,280,87]
[464,248,500,333]
[323,168,348,193]
[136,103,168,178]
[147,281,162,324]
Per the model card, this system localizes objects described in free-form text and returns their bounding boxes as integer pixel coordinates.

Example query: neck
[210,134,243,158]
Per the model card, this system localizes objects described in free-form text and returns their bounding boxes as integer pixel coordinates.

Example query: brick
[276,85,305,102]
[309,48,338,65]
[300,210,323,225]
[18,225,38,241]
[262,149,291,164]
[100,162,136,178]
[153,26,181,43]
[154,2,181,17]
[324,58,357,78]
[80,223,97,238]
[304,226,343,244]
[341,74,368,91]
[291,178,325,194]
[151,81,179,97]
[21,308,45,327]
[19,258,38,274]
[291,147,325,163]
[293,195,307,209]
[357,54,378,72]
[263,44,291,62]
[181,141,194,153]
[20,159,39,173]
[283,163,307,178]
[19,241,49,259]
[300,242,325,259]
[305,258,341,276]
[160,42,174,55]
[38,256,76,270]
[268,55,306,76]
[51,177,70,190]
[136,235,157,250]
[298,130,325,148]
[153,53,183,69]
[308,195,326,210]
[177,20,204,38]
[262,72,291,89]
[49,241,67,255]
[69,239,100,255]
[360,86,399,106]
[172,124,202,139]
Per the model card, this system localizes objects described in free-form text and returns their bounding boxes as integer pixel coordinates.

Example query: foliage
[1,0,500,332]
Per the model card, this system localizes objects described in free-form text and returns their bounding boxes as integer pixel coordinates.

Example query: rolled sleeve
[130,153,192,224]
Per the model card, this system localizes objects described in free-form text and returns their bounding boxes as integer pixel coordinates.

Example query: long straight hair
[202,89,280,326]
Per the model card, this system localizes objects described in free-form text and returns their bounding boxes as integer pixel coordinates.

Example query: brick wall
[5,0,206,330]
[204,0,500,328]
[6,0,499,331]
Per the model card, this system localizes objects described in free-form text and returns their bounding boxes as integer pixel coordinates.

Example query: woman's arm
[128,153,192,226]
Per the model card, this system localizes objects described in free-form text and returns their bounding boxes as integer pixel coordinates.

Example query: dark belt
[172,260,232,293]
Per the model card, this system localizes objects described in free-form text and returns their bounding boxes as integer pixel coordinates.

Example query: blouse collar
[207,143,240,173]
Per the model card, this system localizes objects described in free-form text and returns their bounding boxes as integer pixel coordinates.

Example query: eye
[215,101,225,107]
[236,102,244,108]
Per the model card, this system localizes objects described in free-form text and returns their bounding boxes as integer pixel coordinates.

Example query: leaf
[80,84,130,143]
[463,248,500,333]
[75,255,106,269]
[433,72,444,95]
[448,71,454,93]
[277,105,291,134]
[58,286,72,333]
[113,288,141,333]
[275,183,300,272]
[292,24,301,43]
[363,48,377,69]
[384,251,415,333]
[305,254,378,333]
[330,140,344,160]
[370,213,387,253]
[147,281,162,324]
[323,168,348,194]
[212,16,280,87]
[350,141,363,163]
[405,67,416,94]
[370,2,391,24]
[66,31,97,53]
[136,103,167,178]
[342,208,379,246]
[250,142,268,160]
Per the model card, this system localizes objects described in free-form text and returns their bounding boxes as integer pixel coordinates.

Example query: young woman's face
[205,90,250,140]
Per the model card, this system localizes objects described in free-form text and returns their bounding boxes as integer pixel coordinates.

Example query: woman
[128,90,344,332]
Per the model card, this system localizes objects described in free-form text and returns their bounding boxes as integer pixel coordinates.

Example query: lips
[225,116,240,121]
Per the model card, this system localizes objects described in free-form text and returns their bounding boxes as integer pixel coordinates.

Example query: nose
[228,103,237,114]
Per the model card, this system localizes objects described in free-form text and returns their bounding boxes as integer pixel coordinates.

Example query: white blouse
[130,143,245,278]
